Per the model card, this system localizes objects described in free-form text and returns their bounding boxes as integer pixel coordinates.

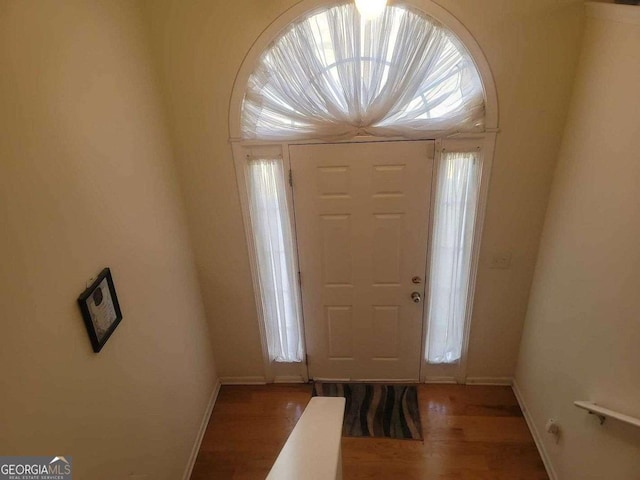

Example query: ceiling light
[355,0,387,20]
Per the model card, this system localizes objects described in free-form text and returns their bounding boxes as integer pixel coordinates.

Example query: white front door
[290,141,434,381]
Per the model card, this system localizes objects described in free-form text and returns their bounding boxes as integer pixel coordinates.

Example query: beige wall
[143,0,584,380]
[0,1,217,478]
[515,5,640,479]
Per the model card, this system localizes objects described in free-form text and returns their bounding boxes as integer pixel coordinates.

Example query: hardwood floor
[190,384,548,480]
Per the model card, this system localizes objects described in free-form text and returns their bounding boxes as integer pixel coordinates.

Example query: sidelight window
[246,158,304,362]
[426,151,481,364]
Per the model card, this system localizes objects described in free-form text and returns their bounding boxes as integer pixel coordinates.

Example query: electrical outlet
[545,418,560,435]
[545,418,561,444]
[490,252,512,269]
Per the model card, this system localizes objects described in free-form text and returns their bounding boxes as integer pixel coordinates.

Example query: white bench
[267,397,346,480]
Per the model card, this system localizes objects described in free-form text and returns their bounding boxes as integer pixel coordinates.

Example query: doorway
[229,0,499,384]
[290,141,434,380]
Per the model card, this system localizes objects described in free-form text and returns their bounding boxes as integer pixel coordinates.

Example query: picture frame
[77,268,123,353]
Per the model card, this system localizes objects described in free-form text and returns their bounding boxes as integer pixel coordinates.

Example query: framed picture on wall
[77,268,123,353]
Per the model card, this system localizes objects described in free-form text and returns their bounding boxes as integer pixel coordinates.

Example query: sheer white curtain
[247,158,304,363]
[242,3,484,141]
[426,151,481,364]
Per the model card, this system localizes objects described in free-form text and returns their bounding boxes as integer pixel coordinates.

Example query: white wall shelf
[574,401,640,428]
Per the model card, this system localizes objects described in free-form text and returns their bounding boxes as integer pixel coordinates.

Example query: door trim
[231,143,309,383]
[420,134,497,383]
[232,134,496,384]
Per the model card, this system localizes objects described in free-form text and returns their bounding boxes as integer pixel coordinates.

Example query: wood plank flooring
[190,384,548,480]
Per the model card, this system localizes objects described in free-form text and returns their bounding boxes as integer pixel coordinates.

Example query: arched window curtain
[242,3,485,141]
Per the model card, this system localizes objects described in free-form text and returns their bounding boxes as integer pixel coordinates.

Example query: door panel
[290,141,434,381]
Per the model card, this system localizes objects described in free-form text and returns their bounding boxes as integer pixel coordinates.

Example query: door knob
[411,292,422,303]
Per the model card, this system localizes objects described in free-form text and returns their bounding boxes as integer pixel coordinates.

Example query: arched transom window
[241,3,485,141]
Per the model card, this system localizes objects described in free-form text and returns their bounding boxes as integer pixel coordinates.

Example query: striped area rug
[312,382,423,440]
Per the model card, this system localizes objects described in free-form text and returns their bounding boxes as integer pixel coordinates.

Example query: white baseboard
[423,376,513,385]
[423,376,457,384]
[512,379,558,480]
[182,379,221,480]
[219,376,267,385]
[466,376,513,386]
[313,378,418,383]
[274,375,307,383]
